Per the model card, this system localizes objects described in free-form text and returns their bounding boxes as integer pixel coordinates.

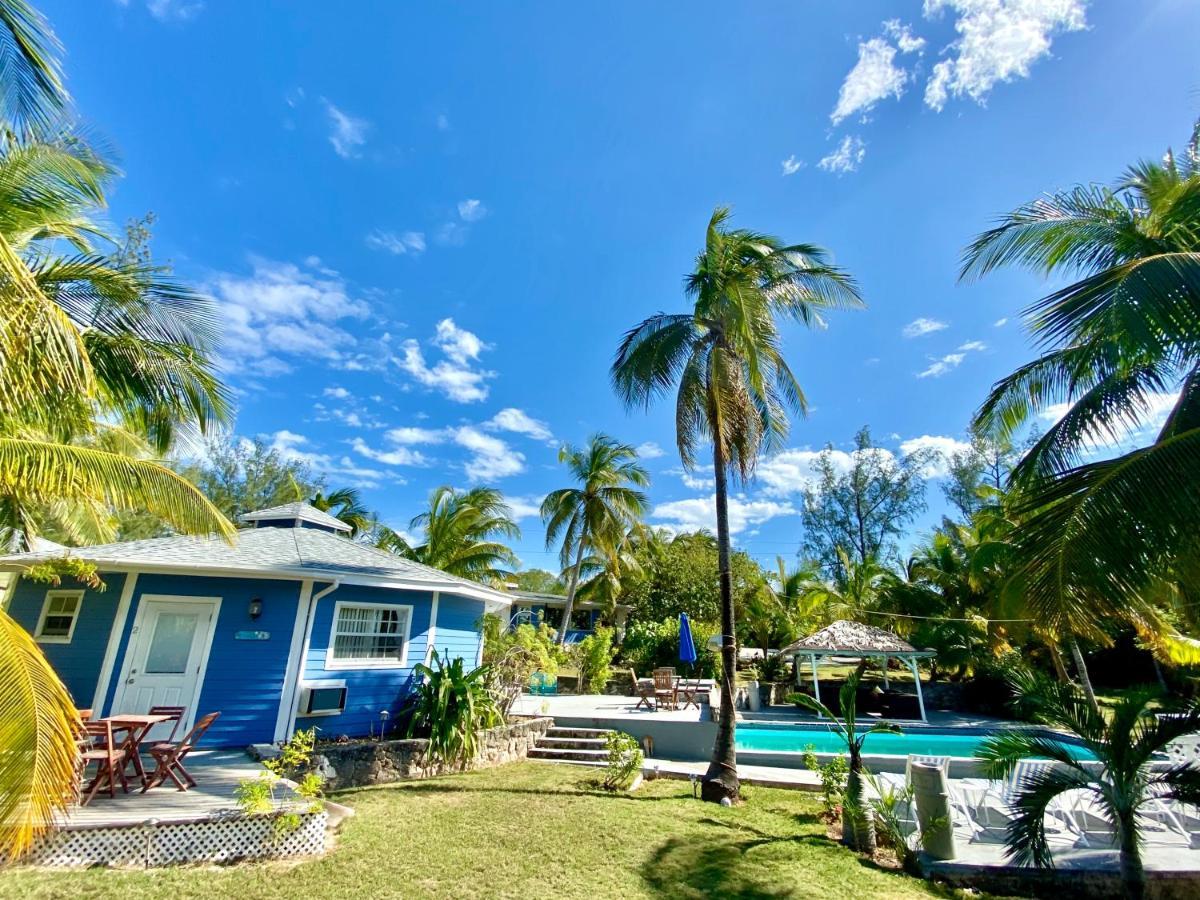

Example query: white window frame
[34,589,85,644]
[326,600,412,669]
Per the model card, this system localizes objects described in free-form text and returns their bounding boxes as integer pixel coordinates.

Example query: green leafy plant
[23,556,105,590]
[757,653,791,684]
[620,616,721,678]
[602,731,644,790]
[405,650,501,766]
[573,625,616,694]
[479,614,565,715]
[788,665,900,853]
[802,744,848,820]
[236,728,325,842]
[979,671,1200,899]
[865,771,919,873]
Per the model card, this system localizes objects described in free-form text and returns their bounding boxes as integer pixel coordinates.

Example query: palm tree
[790,665,900,853]
[612,206,862,802]
[541,434,649,646]
[0,2,233,859]
[979,672,1200,899]
[961,120,1200,670]
[380,486,520,584]
[309,487,372,537]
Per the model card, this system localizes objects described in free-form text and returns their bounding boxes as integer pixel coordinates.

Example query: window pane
[41,615,74,636]
[145,612,199,674]
[332,605,406,662]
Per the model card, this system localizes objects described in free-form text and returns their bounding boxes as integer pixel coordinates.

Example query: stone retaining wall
[313,717,553,790]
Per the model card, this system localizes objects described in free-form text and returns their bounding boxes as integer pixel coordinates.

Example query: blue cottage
[0,503,513,748]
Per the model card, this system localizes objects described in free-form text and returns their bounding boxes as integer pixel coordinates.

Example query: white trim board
[286,580,340,738]
[91,573,138,713]
[425,591,439,665]
[274,580,314,742]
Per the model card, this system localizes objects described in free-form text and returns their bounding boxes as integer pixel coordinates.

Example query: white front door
[112,596,220,739]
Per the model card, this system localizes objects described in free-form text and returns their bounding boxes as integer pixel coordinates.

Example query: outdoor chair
[962,760,1072,843]
[146,705,187,744]
[677,677,706,709]
[630,669,657,710]
[76,708,94,722]
[80,720,131,804]
[141,711,220,792]
[652,668,677,710]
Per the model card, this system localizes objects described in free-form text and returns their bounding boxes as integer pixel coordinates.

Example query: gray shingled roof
[239,502,351,532]
[0,526,511,604]
[780,619,920,655]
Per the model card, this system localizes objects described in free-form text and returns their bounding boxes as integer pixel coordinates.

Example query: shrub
[236,728,325,841]
[573,625,616,694]
[602,731,644,790]
[619,617,720,678]
[404,650,500,765]
[802,744,848,821]
[479,613,566,714]
[962,652,1056,721]
[757,653,791,684]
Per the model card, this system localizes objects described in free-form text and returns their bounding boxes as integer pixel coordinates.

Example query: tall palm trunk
[1117,808,1146,900]
[701,443,740,803]
[1048,641,1071,683]
[842,764,877,854]
[556,536,588,646]
[1068,636,1100,715]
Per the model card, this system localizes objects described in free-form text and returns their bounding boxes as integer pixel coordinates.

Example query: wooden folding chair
[630,668,657,710]
[147,705,187,744]
[652,668,677,710]
[76,708,94,723]
[80,721,130,804]
[141,711,220,792]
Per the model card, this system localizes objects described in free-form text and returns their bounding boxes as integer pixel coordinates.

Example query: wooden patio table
[98,714,174,787]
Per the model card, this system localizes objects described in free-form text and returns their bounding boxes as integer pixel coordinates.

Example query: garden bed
[270,717,554,790]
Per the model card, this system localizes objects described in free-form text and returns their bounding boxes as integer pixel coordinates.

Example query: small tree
[788,665,900,853]
[979,673,1200,899]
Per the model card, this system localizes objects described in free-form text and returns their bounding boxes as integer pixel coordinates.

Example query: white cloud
[818,135,867,174]
[124,0,202,22]
[884,19,927,54]
[268,430,397,489]
[958,340,988,352]
[366,230,426,255]
[206,257,371,376]
[454,427,525,481]
[322,99,369,158]
[781,155,804,176]
[831,37,909,125]
[457,199,488,222]
[323,386,351,399]
[436,114,451,131]
[505,495,546,521]
[486,408,552,442]
[350,437,429,467]
[636,442,666,459]
[899,434,974,475]
[923,0,1088,111]
[902,317,948,338]
[918,352,966,378]
[756,449,842,496]
[385,426,448,445]
[652,495,796,536]
[994,317,1009,327]
[394,318,495,403]
[1040,391,1180,436]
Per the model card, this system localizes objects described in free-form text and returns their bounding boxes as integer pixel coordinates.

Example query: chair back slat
[652,669,675,691]
[176,711,220,751]
[148,705,186,743]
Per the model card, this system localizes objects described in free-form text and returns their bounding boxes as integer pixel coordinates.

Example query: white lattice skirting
[18,810,327,868]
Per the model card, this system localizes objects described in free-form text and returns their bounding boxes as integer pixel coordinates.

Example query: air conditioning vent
[297,680,347,717]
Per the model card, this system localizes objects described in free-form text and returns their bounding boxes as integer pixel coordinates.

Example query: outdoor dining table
[97,714,174,788]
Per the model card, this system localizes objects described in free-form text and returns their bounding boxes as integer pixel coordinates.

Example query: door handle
[126,677,135,684]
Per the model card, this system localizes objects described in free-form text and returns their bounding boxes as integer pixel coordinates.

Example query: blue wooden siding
[297,587,486,739]
[102,574,304,748]
[5,572,128,706]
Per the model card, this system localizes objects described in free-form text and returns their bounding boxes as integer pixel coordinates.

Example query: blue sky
[44,1,1200,571]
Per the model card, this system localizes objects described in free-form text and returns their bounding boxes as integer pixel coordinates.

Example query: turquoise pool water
[736,724,1097,760]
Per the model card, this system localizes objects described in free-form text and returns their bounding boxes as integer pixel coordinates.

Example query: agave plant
[405,650,501,766]
[788,665,900,853]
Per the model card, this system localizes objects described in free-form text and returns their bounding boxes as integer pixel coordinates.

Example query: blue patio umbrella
[678,612,698,667]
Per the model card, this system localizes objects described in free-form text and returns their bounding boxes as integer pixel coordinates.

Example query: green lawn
[0,762,973,900]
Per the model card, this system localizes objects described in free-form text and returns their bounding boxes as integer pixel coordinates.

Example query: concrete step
[528,757,608,769]
[528,747,610,762]
[546,726,613,740]
[539,736,608,750]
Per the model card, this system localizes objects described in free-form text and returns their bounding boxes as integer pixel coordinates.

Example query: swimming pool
[735,724,1096,760]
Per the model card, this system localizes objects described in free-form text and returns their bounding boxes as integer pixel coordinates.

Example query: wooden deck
[64,750,297,828]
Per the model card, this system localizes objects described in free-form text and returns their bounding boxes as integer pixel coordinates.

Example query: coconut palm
[789,665,900,853]
[541,434,649,646]
[979,672,1200,899]
[962,120,1200,667]
[0,3,233,859]
[380,486,520,584]
[612,206,862,802]
[309,487,372,537]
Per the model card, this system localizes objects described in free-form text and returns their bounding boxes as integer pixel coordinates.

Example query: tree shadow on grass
[641,835,799,900]
[331,781,683,804]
